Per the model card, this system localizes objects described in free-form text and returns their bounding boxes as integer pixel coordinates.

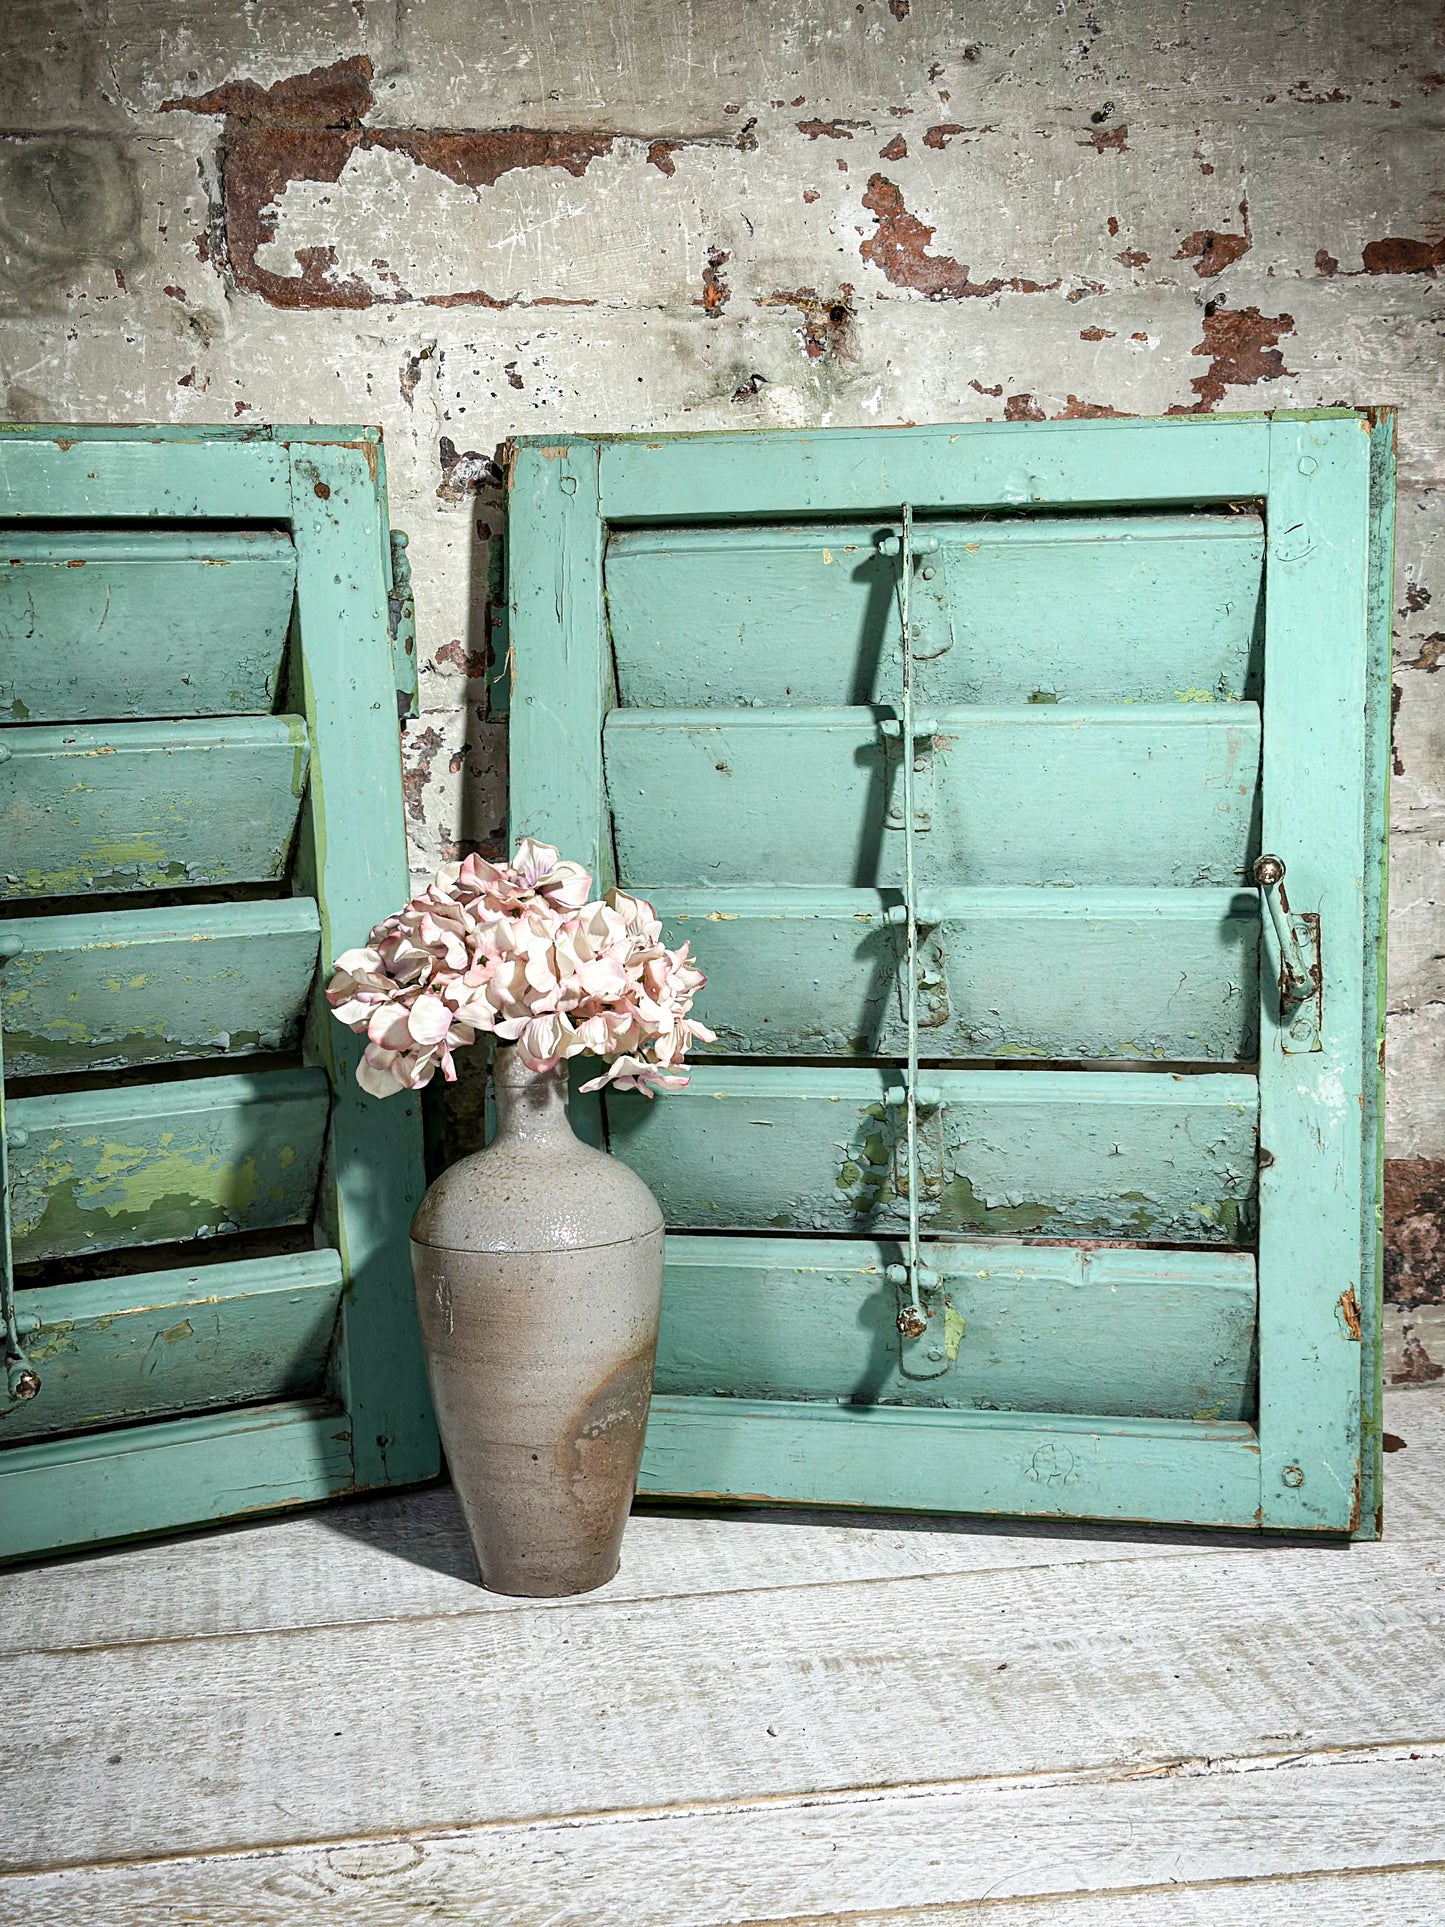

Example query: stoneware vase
[409,1044,664,1596]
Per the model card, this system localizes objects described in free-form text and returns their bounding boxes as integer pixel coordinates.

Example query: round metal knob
[1253,854,1286,887]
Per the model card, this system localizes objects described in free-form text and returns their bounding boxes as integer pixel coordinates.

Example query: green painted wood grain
[287,439,436,1493]
[661,886,1258,1061]
[638,1397,1263,1528]
[6,1251,343,1442]
[0,530,296,724]
[0,432,292,520]
[606,514,1264,710]
[1255,416,1375,1532]
[586,416,1273,523]
[0,716,310,899]
[606,1067,1258,1243]
[9,1068,328,1263]
[0,899,320,1076]
[0,1398,354,1564]
[506,440,611,883]
[656,1236,1257,1420]
[605,705,1260,889]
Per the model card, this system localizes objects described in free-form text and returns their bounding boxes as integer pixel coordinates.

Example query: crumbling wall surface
[0,0,1441,1307]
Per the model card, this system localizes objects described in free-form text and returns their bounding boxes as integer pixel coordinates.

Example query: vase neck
[491,1046,574,1150]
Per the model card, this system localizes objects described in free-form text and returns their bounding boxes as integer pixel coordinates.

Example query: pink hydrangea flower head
[326,841,708,1100]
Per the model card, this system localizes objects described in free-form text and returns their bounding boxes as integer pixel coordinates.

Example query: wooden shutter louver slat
[0,898,320,1077]
[654,1237,1257,1422]
[0,717,311,900]
[0,426,436,1562]
[508,413,1391,1536]
[8,1068,329,1264]
[606,512,1264,710]
[11,1250,344,1440]
[604,1067,1258,1244]
[654,886,1258,1062]
[603,705,1260,889]
[1,529,297,724]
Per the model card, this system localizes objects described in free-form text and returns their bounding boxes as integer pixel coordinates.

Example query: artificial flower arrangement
[326,838,713,1099]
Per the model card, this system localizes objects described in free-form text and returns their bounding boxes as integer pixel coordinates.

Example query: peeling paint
[1361,236,1445,274]
[861,176,1058,300]
[1171,305,1295,413]
[164,56,751,309]
[1385,1158,1445,1307]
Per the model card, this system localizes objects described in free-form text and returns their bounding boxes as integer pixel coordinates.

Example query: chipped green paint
[0,718,311,902]
[26,1322,77,1363]
[608,1068,1258,1243]
[8,1251,345,1442]
[0,529,295,725]
[8,1070,327,1263]
[942,1306,966,1363]
[1,901,319,1076]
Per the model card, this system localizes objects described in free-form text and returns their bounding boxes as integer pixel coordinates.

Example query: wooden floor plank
[2,1388,1438,1659]
[0,1752,1440,1925]
[2,1534,1441,1871]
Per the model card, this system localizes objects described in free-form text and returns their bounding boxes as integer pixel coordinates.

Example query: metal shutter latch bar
[1253,854,1323,1054]
[879,510,951,1372]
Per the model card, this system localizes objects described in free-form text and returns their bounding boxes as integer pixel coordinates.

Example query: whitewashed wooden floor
[2,1389,1443,1926]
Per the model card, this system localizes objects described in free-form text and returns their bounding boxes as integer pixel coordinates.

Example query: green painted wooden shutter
[507,413,1392,1537]
[0,425,437,1561]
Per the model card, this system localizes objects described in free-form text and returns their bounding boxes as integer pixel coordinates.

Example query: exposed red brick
[1386,1159,1445,1306]
[878,134,908,161]
[1114,247,1149,269]
[889,0,909,18]
[860,175,1057,299]
[1171,305,1295,412]
[1078,325,1113,341]
[1393,1328,1445,1383]
[1004,393,1045,421]
[1315,247,1340,275]
[922,123,967,149]
[1079,124,1129,154]
[760,284,855,359]
[968,378,1003,396]
[1175,228,1250,277]
[1405,633,1445,672]
[370,126,615,189]
[1361,236,1445,274]
[1106,216,1119,237]
[165,55,746,308]
[802,188,820,203]
[400,722,443,821]
[1054,395,1131,418]
[797,118,867,139]
[162,283,187,299]
[696,245,731,316]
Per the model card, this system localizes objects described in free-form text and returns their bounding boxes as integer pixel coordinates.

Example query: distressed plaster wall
[1,0,1441,1327]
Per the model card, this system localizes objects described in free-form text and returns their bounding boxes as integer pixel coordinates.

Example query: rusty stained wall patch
[162,55,753,310]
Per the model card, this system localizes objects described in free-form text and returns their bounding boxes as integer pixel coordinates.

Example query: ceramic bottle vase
[409,1044,665,1596]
